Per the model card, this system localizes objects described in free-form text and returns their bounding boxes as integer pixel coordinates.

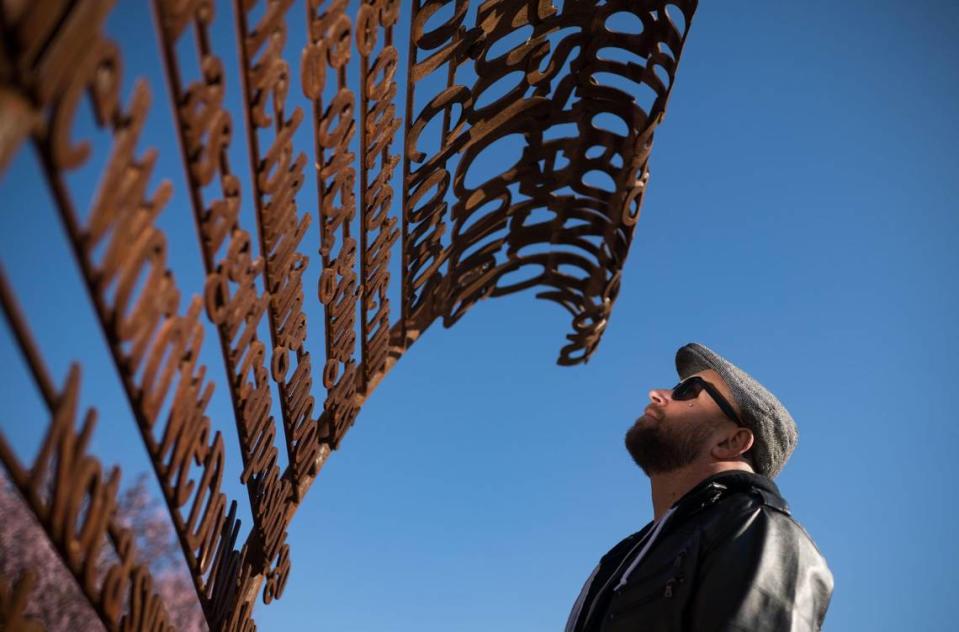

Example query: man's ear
[711,426,754,461]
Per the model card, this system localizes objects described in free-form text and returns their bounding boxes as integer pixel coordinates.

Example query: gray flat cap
[675,343,797,478]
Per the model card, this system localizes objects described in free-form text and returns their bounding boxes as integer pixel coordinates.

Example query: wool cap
[675,343,797,478]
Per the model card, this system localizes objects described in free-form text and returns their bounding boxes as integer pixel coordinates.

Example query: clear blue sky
[1,1,957,631]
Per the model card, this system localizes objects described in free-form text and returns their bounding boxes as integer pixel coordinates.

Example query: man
[566,343,833,631]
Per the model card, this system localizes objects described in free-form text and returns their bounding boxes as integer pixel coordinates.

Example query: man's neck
[648,462,753,520]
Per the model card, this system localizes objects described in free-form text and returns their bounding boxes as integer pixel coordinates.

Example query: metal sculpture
[0,0,697,628]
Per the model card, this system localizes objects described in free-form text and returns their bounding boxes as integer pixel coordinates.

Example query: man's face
[625,369,741,476]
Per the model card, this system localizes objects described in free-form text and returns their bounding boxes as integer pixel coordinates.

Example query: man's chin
[624,425,658,476]
[625,418,645,441]
[625,418,714,476]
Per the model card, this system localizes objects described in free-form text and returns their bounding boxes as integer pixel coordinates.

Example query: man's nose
[649,388,670,405]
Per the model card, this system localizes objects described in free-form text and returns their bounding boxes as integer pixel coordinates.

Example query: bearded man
[566,343,833,632]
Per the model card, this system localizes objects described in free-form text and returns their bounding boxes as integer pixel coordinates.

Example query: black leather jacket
[570,471,833,632]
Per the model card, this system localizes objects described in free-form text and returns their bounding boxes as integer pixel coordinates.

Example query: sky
[1,1,958,631]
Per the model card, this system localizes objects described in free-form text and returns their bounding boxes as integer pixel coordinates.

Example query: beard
[624,415,715,476]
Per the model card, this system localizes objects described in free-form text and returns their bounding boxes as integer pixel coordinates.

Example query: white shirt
[565,506,677,632]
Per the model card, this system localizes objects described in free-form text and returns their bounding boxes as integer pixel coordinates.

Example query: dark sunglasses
[671,376,742,425]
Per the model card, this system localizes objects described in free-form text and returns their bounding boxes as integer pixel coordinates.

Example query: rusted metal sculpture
[0,0,697,629]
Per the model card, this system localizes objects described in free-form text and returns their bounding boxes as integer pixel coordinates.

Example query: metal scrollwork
[0,0,698,628]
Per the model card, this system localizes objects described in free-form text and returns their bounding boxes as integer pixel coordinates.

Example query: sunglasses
[671,376,742,425]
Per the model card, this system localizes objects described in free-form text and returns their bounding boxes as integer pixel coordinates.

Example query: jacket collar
[669,470,789,520]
